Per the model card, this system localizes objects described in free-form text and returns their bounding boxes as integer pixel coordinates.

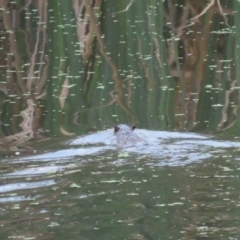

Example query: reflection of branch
[36,0,48,96]
[0,1,27,94]
[19,0,32,12]
[72,76,133,125]
[82,0,137,124]
[73,0,86,59]
[218,80,238,130]
[216,0,230,28]
[137,37,152,90]
[175,3,193,36]
[179,0,231,31]
[59,77,75,136]
[190,0,215,22]
[73,90,118,125]
[125,76,133,109]
[192,0,230,28]
[113,0,135,14]
[27,22,40,91]
[0,99,35,149]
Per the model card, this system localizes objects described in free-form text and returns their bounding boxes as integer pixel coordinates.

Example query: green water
[1,148,240,239]
[0,0,240,239]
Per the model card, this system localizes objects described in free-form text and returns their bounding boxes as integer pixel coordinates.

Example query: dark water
[1,129,240,239]
[0,0,240,239]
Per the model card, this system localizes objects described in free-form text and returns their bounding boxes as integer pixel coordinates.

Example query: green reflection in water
[0,0,239,146]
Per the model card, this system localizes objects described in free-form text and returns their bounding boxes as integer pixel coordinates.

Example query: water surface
[0,0,239,239]
[1,129,240,239]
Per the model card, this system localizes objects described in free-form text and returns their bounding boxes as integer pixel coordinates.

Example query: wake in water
[5,126,240,167]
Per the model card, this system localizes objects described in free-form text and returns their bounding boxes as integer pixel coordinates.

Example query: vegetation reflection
[0,0,238,149]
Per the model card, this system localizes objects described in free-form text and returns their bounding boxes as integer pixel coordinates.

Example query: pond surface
[1,128,240,239]
[0,0,240,239]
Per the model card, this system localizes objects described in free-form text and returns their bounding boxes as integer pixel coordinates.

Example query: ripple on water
[6,128,240,167]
